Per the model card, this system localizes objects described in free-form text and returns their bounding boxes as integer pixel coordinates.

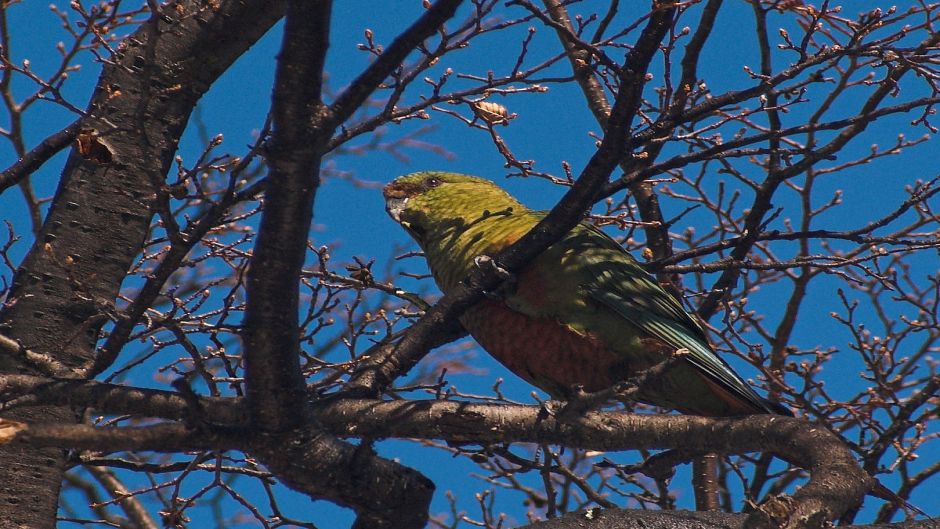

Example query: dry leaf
[472,101,514,126]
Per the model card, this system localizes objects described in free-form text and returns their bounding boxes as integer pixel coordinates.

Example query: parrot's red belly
[460,300,630,397]
[461,300,771,416]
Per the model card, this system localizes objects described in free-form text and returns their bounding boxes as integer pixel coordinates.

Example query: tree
[0,0,938,528]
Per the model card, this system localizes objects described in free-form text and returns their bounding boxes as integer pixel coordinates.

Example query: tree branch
[696,31,940,318]
[0,119,80,195]
[0,374,245,424]
[311,400,869,529]
[0,372,872,529]
[242,3,473,527]
[19,422,231,453]
[242,0,331,432]
[252,429,434,529]
[510,509,940,529]
[327,0,464,129]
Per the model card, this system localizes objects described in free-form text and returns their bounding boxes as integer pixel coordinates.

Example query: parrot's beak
[385,196,409,223]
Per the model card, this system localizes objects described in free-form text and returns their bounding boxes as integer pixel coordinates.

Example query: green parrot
[384,171,789,416]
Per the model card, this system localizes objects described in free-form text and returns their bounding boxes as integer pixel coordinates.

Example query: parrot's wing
[576,226,777,414]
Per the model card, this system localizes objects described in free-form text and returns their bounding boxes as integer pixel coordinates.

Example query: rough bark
[517,509,940,529]
[2,379,875,529]
[0,1,286,526]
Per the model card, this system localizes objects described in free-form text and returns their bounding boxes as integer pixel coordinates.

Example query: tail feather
[689,370,791,416]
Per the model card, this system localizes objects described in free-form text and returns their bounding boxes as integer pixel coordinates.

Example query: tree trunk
[0,2,285,526]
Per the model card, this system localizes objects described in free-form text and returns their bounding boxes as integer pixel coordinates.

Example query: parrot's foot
[473,255,510,280]
[473,255,516,300]
[553,386,616,421]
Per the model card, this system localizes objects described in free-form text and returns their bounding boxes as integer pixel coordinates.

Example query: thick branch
[311,400,869,529]
[0,374,245,424]
[20,422,232,453]
[253,430,434,529]
[3,387,870,529]
[0,367,874,529]
[1,373,435,529]
[242,0,331,432]
[512,509,940,529]
[242,4,472,527]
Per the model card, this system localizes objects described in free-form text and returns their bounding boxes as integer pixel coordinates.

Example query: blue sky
[2,0,938,526]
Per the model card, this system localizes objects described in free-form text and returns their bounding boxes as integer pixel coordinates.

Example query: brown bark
[2,378,874,529]
[0,1,286,526]
[514,509,939,529]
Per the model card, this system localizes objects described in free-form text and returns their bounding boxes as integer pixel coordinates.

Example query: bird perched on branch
[384,171,789,416]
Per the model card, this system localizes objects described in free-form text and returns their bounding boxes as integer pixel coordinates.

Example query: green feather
[569,224,779,414]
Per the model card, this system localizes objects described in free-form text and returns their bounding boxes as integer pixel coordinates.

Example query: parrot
[383,171,790,416]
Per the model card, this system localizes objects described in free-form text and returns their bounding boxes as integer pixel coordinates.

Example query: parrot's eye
[424,177,442,189]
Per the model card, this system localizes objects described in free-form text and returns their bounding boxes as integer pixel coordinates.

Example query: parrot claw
[473,255,516,300]
[473,255,510,278]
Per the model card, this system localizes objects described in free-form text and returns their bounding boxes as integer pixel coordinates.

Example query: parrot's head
[384,171,523,244]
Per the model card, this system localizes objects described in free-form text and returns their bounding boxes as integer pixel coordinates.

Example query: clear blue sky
[2,1,936,526]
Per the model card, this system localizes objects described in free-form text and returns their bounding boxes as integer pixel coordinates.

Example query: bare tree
[1,1,938,528]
